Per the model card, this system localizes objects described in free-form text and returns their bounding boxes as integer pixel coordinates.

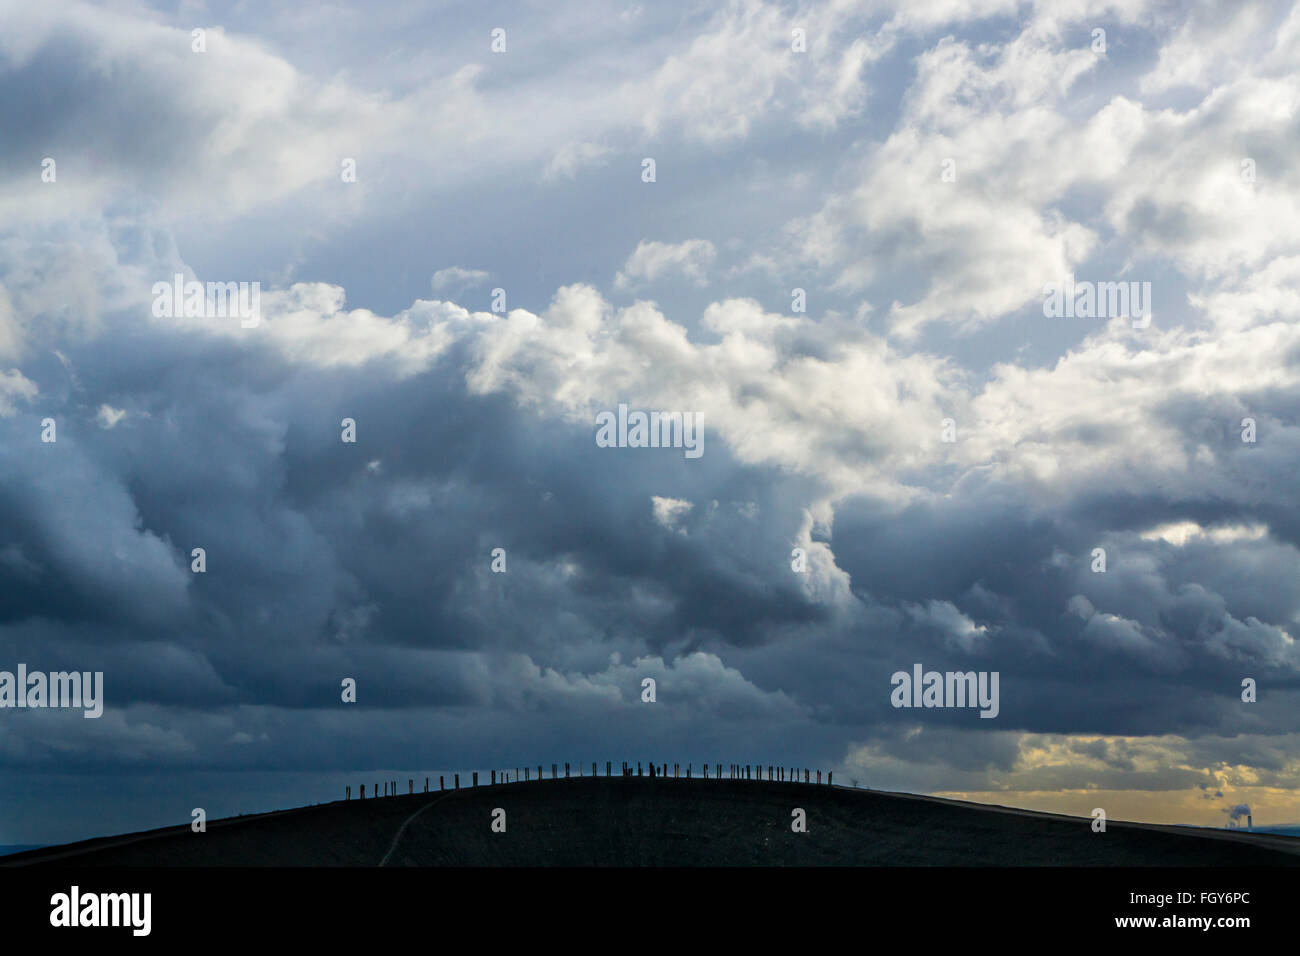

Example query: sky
[2,0,1300,846]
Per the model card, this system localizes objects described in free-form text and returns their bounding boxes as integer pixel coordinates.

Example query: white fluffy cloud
[614,239,717,290]
[431,267,490,292]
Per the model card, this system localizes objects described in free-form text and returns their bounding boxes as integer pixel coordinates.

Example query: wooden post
[346,785,351,800]
[454,773,459,788]
[828,771,833,785]
[491,770,496,785]
[424,777,429,793]
[592,762,597,777]
[552,763,557,779]
[606,761,612,776]
[565,762,570,778]
[637,761,642,776]
[816,771,821,784]
[361,784,365,798]
[473,772,478,787]
[440,775,445,790]
[525,767,530,781]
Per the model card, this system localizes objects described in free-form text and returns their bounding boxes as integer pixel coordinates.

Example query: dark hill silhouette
[7,777,1299,866]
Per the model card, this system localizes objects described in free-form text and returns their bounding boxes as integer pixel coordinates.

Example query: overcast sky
[2,0,1300,845]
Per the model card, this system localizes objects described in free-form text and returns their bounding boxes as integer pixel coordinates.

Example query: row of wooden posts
[345,763,833,799]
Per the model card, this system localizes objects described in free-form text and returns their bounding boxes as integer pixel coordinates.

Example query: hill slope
[7,777,1299,866]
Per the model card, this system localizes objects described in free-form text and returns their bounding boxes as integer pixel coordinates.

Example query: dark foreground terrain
[6,777,1299,866]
